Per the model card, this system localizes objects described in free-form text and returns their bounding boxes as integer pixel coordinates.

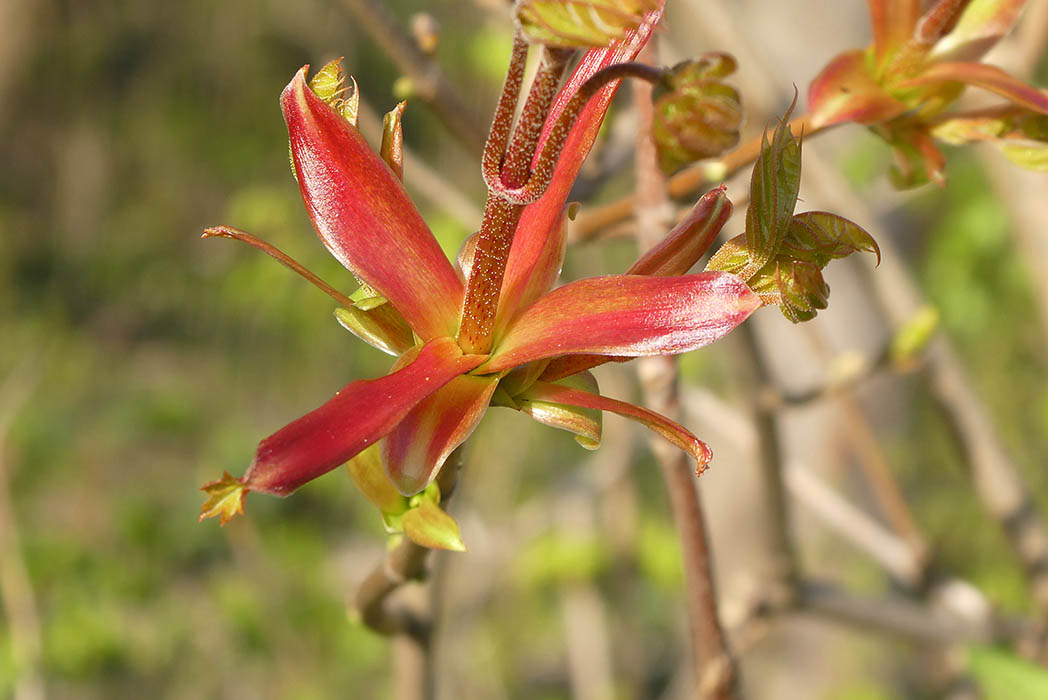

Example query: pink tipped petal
[281,68,463,340]
[483,273,760,373]
[628,187,733,276]
[900,62,1048,115]
[867,0,921,64]
[931,0,1026,62]
[498,5,664,330]
[808,50,909,127]
[527,381,713,472]
[242,338,486,497]
[383,374,500,496]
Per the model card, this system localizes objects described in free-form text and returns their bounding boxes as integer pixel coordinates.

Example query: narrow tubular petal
[281,68,463,339]
[483,273,760,373]
[899,62,1048,115]
[496,5,664,332]
[242,338,486,497]
[867,0,920,65]
[527,381,713,471]
[807,50,908,127]
[627,187,733,276]
[383,374,499,495]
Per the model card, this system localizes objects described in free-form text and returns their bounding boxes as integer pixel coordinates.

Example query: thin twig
[632,49,740,698]
[0,363,45,700]
[342,0,488,155]
[570,114,823,241]
[737,324,800,600]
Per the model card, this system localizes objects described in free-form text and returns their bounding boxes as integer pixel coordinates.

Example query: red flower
[200,9,759,531]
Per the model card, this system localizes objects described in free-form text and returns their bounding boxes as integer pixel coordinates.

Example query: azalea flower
[199,8,762,538]
[808,0,1048,185]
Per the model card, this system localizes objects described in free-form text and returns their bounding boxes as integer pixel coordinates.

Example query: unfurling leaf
[199,472,247,525]
[515,0,659,49]
[653,55,742,173]
[381,101,406,180]
[783,212,881,266]
[401,499,466,551]
[346,444,408,518]
[745,99,802,272]
[308,59,359,126]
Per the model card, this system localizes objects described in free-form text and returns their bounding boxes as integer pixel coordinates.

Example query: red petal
[497,6,664,329]
[627,187,733,276]
[242,337,486,497]
[282,68,463,340]
[383,374,499,496]
[899,62,1048,115]
[527,381,712,471]
[867,0,921,65]
[483,273,760,373]
[808,50,908,127]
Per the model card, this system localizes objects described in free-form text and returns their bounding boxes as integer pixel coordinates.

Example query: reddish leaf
[745,101,802,271]
[808,50,908,127]
[239,337,486,498]
[483,273,760,373]
[526,381,713,472]
[930,0,1027,62]
[900,62,1048,115]
[282,68,463,340]
[383,373,500,496]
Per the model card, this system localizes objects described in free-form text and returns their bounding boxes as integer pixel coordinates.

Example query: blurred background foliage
[1,1,1047,698]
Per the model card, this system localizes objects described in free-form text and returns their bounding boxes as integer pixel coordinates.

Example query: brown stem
[632,53,739,699]
[341,0,487,155]
[739,324,800,600]
[354,448,467,699]
[571,114,826,241]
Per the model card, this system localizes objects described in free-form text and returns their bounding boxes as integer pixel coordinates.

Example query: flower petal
[899,62,1048,115]
[627,187,733,276]
[513,372,602,449]
[483,273,760,373]
[867,0,921,65]
[808,50,908,128]
[383,374,499,495]
[497,5,664,331]
[526,381,713,472]
[930,0,1026,62]
[241,337,486,497]
[282,68,463,340]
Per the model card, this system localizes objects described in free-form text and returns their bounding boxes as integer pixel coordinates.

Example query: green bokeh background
[2,1,1047,698]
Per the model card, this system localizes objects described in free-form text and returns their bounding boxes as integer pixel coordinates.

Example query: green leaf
[652,56,742,173]
[967,645,1048,700]
[308,58,359,127]
[198,472,247,525]
[1001,143,1048,171]
[380,101,406,181]
[400,500,466,551]
[346,444,408,518]
[515,0,659,49]
[705,233,756,279]
[783,211,881,267]
[744,99,802,271]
